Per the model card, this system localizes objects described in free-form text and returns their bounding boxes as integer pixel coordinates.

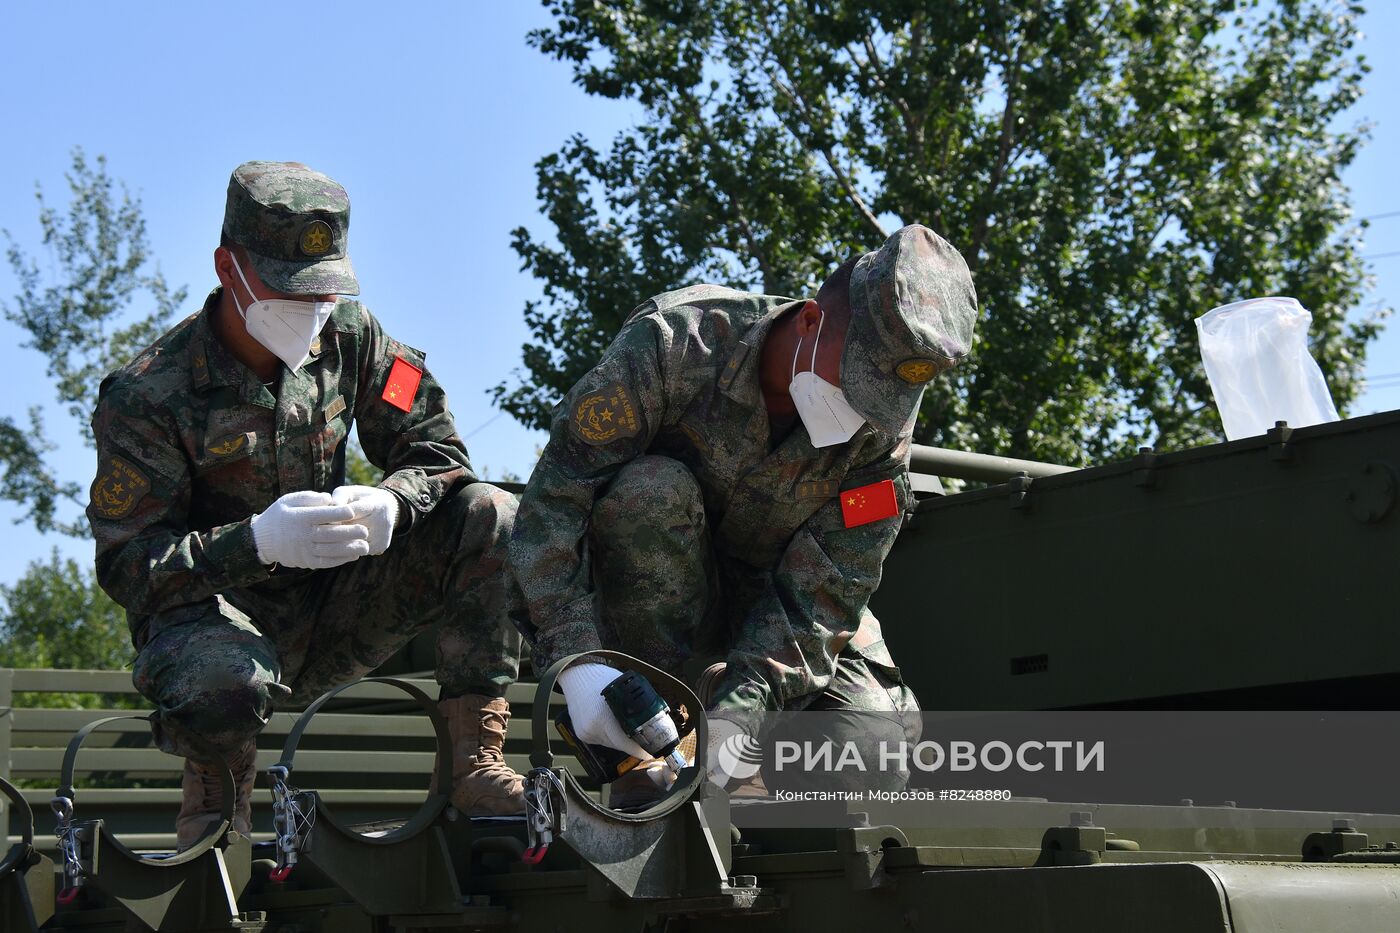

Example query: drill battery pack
[554,709,645,785]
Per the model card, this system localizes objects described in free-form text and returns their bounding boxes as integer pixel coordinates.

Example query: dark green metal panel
[873,410,1400,710]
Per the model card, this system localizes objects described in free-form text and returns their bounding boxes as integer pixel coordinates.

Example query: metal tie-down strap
[0,775,36,879]
[2,773,53,932]
[267,676,454,883]
[51,713,235,903]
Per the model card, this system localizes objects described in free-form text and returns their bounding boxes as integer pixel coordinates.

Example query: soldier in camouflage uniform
[88,162,524,848]
[510,224,977,800]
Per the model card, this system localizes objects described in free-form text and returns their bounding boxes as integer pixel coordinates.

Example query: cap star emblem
[299,220,333,256]
[896,358,939,385]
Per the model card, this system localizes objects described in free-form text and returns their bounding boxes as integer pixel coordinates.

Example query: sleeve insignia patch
[572,382,640,446]
[91,456,152,519]
[205,433,250,459]
[895,358,940,385]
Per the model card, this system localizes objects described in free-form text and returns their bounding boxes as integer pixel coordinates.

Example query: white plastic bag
[1194,296,1339,441]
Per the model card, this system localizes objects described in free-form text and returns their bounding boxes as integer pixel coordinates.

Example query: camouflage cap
[222,161,359,296]
[840,224,977,435]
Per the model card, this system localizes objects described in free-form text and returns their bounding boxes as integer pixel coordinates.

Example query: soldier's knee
[142,653,280,757]
[594,456,703,533]
[161,685,272,756]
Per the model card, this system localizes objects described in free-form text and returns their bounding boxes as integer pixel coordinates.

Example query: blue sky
[0,2,1397,587]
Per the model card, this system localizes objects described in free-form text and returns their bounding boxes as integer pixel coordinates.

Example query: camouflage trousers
[132,482,522,759]
[590,456,920,788]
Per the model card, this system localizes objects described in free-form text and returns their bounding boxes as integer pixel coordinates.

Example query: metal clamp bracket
[1,775,53,932]
[50,714,250,930]
[530,651,731,900]
[266,676,463,916]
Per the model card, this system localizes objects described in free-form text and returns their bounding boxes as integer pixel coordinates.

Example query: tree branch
[852,32,921,150]
[766,66,888,240]
[674,93,775,289]
[968,44,1025,268]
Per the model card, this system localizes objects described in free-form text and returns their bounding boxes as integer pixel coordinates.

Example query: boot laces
[193,744,256,803]
[473,704,509,766]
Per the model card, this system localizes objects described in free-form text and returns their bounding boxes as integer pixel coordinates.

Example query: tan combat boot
[434,695,525,815]
[175,740,256,850]
[692,662,768,798]
[696,661,728,707]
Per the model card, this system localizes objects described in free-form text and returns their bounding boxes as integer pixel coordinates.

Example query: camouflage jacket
[510,285,914,725]
[88,288,473,636]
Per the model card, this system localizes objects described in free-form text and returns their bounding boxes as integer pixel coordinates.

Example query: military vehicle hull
[12,412,1400,929]
[874,409,1400,711]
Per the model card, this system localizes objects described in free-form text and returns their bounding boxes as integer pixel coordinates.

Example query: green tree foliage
[0,550,138,706]
[345,435,386,487]
[0,150,184,682]
[1,149,185,534]
[499,0,1384,463]
[4,148,186,438]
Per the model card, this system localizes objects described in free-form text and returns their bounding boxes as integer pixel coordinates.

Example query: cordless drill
[555,670,689,784]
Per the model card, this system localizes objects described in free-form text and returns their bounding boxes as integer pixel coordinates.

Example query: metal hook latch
[268,765,313,883]
[51,795,84,902]
[523,768,565,864]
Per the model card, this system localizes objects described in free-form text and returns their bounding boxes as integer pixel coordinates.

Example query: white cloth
[250,490,368,569]
[557,662,650,759]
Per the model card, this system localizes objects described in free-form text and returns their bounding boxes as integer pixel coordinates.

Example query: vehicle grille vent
[1010,653,1049,676]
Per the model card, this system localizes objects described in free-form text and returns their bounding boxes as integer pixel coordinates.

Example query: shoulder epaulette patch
[717,344,750,391]
[795,480,839,500]
[91,456,152,519]
[678,420,711,457]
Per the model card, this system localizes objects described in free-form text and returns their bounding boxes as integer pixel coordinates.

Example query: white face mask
[229,257,336,372]
[789,308,866,447]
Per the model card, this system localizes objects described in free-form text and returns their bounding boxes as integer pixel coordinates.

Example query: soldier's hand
[330,485,400,555]
[557,661,651,759]
[251,490,369,569]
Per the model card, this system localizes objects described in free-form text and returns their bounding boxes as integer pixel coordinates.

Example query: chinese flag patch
[840,479,899,528]
[381,356,422,413]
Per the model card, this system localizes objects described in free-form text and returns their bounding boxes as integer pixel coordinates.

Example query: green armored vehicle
[5,409,1400,931]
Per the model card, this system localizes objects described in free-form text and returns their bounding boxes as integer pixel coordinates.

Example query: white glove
[250,490,369,570]
[557,662,650,760]
[331,485,400,556]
